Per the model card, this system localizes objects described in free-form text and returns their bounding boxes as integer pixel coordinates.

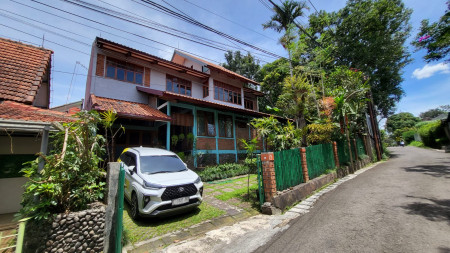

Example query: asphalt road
[254,147,450,253]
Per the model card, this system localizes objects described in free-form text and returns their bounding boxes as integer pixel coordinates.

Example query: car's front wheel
[130,192,140,220]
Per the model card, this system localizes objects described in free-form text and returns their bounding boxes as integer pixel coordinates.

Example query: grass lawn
[205,174,261,213]
[123,202,225,244]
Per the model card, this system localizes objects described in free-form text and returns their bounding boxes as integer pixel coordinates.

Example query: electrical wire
[0,24,90,55]
[181,0,277,42]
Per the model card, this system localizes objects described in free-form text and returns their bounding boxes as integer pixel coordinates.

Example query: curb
[124,210,258,253]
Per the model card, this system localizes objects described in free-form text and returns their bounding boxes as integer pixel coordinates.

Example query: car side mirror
[128,165,136,174]
[183,162,188,168]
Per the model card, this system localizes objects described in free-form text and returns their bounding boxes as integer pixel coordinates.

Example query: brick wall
[96,54,105,77]
[196,137,215,150]
[261,152,276,202]
[218,139,234,150]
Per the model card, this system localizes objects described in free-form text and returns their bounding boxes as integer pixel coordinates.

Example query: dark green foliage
[19,111,106,220]
[386,113,421,133]
[412,2,450,62]
[306,0,413,118]
[402,130,416,144]
[262,0,309,33]
[197,163,249,182]
[418,120,449,148]
[255,58,290,114]
[0,154,36,178]
[221,51,260,81]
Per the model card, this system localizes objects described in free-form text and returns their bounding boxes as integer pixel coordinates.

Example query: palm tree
[263,0,309,77]
[262,0,309,33]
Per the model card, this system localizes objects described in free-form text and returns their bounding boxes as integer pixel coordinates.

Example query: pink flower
[419,35,431,42]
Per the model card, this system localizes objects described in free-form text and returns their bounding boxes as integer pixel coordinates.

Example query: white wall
[92,76,149,104]
[0,136,40,214]
[0,177,28,214]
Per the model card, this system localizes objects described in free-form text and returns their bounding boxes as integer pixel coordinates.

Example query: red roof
[0,101,75,123]
[0,38,53,104]
[91,95,171,121]
[136,86,279,118]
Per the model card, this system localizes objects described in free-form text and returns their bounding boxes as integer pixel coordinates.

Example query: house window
[213,80,241,105]
[218,114,233,138]
[166,74,192,96]
[203,85,209,98]
[105,57,143,85]
[197,110,215,136]
[244,99,255,110]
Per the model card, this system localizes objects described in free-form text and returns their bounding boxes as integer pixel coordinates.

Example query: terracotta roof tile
[0,101,75,123]
[0,37,53,103]
[91,95,171,121]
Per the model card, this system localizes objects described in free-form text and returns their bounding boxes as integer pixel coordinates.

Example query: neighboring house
[0,38,74,215]
[84,37,273,167]
[51,99,83,115]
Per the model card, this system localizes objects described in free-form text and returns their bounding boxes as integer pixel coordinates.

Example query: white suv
[118,147,203,219]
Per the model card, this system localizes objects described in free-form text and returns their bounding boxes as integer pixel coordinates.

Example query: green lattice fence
[337,140,350,165]
[256,155,265,206]
[306,143,336,180]
[273,148,303,191]
[356,138,366,158]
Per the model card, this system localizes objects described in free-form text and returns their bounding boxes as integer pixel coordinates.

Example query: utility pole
[367,92,382,161]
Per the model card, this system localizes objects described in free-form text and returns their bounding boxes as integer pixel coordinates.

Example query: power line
[181,0,277,42]
[0,24,90,55]
[136,0,283,58]
[18,0,223,64]
[307,0,319,14]
[0,11,90,47]
[95,0,271,62]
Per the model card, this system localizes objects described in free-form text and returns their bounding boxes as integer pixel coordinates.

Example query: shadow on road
[438,246,450,253]
[401,196,450,225]
[402,165,450,178]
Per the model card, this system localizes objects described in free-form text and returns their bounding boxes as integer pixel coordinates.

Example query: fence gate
[256,155,265,207]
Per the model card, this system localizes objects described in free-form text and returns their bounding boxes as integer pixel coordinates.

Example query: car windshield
[139,155,187,174]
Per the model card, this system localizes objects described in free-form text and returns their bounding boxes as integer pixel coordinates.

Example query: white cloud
[412,62,450,79]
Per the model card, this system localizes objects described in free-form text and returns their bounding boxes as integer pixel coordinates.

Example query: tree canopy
[221,50,260,81]
[262,0,309,33]
[412,2,450,62]
[386,112,421,133]
[301,0,413,118]
[419,105,450,121]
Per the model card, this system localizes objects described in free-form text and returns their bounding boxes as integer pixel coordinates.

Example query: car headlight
[194,176,201,184]
[144,181,164,189]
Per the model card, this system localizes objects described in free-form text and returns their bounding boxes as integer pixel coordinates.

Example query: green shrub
[19,111,106,220]
[197,163,249,182]
[402,130,416,144]
[418,120,448,148]
[177,152,186,162]
[409,141,425,147]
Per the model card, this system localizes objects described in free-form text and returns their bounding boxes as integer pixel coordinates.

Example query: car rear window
[139,155,187,174]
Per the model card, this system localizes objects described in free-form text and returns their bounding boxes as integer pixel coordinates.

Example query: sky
[0,0,448,121]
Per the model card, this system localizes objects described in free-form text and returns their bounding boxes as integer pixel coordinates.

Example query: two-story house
[84,37,272,167]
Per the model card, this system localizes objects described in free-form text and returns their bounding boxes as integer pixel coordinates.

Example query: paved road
[254,147,450,253]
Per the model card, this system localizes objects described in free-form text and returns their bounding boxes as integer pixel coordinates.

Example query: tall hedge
[418,120,448,148]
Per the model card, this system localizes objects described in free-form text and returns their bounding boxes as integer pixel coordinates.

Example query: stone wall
[24,203,106,253]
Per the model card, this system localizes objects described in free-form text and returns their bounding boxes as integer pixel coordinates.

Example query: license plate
[172,197,189,206]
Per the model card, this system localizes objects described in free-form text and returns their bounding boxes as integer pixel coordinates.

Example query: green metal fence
[356,138,366,158]
[256,155,265,206]
[337,140,350,165]
[306,143,336,180]
[273,148,303,191]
